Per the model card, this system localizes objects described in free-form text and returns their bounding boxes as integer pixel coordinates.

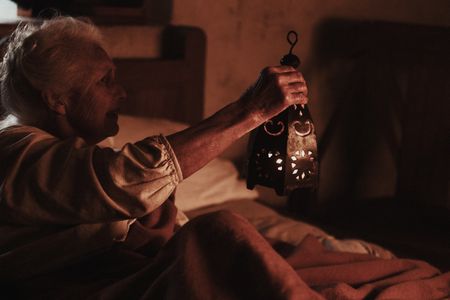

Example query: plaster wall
[172,0,450,116]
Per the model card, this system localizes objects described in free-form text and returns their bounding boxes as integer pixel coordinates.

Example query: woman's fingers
[262,65,297,75]
[290,93,308,105]
[262,67,309,105]
[287,81,308,96]
[239,66,309,122]
[278,73,308,106]
[266,68,304,86]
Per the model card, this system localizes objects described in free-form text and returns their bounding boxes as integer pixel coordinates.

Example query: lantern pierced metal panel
[247,31,319,196]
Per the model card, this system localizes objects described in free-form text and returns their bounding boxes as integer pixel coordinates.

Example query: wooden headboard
[309,19,450,212]
[113,26,206,125]
[0,23,206,125]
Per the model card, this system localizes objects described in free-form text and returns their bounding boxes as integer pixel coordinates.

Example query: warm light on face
[63,45,122,145]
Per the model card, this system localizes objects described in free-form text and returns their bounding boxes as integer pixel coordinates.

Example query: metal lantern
[247,31,319,196]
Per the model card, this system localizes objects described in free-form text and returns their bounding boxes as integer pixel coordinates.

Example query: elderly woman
[2,17,450,300]
[0,17,313,299]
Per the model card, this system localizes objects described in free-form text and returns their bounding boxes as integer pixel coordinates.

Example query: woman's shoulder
[0,124,97,153]
[0,124,52,138]
[0,124,56,149]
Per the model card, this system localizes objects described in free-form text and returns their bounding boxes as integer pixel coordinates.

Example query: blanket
[10,206,450,299]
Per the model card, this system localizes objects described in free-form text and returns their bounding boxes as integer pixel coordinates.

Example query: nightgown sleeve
[0,125,183,225]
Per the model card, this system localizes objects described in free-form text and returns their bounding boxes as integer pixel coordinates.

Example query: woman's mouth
[106,110,119,121]
[106,110,119,120]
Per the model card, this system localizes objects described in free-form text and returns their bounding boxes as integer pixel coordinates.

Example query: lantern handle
[287,30,298,55]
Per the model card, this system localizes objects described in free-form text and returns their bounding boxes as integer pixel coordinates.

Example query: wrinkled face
[65,46,126,144]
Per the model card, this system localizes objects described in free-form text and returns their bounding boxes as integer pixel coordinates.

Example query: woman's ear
[41,90,67,115]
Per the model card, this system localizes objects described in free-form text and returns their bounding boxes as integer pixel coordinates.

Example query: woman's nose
[115,84,127,102]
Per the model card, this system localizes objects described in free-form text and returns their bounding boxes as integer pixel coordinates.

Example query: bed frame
[113,25,206,125]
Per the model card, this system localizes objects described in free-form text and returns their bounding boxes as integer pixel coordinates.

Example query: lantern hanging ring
[287,30,298,55]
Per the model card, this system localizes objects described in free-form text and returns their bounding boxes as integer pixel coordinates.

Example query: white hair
[0,16,104,129]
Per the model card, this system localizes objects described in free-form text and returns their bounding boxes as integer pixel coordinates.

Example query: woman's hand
[239,66,308,124]
[168,66,308,179]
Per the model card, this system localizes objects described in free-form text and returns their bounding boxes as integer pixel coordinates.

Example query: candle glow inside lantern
[247,31,319,196]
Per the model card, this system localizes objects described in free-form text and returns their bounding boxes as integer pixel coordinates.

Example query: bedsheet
[185,199,395,259]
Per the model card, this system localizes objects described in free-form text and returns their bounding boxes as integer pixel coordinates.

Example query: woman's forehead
[89,44,113,64]
[80,44,115,73]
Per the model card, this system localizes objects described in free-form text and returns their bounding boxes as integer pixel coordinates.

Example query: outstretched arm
[167,66,308,179]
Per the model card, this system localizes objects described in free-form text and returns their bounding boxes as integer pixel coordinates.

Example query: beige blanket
[9,202,449,299]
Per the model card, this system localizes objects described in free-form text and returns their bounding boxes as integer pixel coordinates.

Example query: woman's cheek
[68,92,100,129]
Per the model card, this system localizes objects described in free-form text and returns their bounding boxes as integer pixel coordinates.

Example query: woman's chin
[84,125,119,145]
[105,117,119,136]
[103,125,119,140]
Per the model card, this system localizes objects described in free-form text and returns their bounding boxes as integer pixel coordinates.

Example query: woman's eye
[99,76,109,85]
[99,70,115,86]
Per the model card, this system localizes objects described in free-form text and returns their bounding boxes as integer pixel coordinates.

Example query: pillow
[176,158,258,211]
[101,114,258,211]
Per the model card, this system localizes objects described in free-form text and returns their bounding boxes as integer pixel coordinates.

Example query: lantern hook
[287,31,298,55]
